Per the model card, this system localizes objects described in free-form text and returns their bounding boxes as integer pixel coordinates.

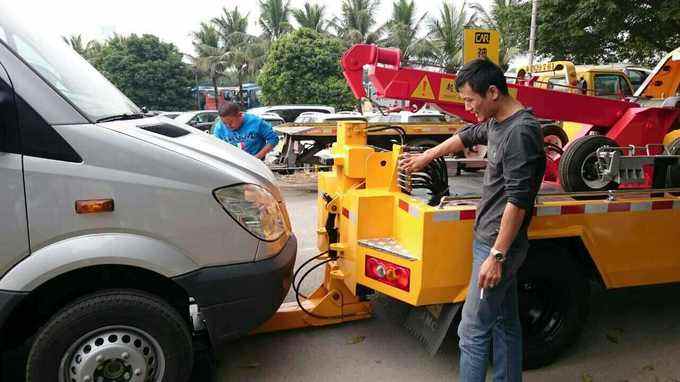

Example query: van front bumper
[173,235,297,345]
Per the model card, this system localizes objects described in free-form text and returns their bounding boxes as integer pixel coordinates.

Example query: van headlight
[214,184,287,241]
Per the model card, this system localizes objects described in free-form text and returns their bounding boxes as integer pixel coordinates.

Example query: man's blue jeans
[457,240,523,382]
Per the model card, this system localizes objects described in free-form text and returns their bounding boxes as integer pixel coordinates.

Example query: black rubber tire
[406,138,441,150]
[518,244,590,370]
[666,138,680,189]
[541,124,569,148]
[26,289,193,382]
[559,135,619,192]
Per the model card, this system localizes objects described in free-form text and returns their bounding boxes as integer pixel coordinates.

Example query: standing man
[213,101,279,160]
[578,76,588,95]
[399,58,546,381]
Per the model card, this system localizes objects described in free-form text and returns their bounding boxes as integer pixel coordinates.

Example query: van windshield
[0,8,140,121]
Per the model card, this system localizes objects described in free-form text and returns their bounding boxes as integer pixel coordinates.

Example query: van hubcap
[60,326,165,382]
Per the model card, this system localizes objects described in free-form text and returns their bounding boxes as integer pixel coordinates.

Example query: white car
[293,112,364,123]
[173,110,219,132]
[258,112,286,126]
[249,105,335,122]
[366,110,447,123]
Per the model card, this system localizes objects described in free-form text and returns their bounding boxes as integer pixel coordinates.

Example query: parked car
[174,110,219,132]
[259,112,285,127]
[249,105,335,122]
[160,111,182,119]
[0,8,296,380]
[366,110,447,123]
[293,112,364,123]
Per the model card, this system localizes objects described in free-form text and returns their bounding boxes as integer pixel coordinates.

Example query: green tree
[470,0,526,69]
[528,0,679,65]
[381,0,429,62]
[212,6,269,107]
[212,6,250,46]
[258,28,356,110]
[427,1,475,71]
[62,34,87,56]
[331,0,383,44]
[190,22,229,108]
[292,2,327,32]
[90,34,193,110]
[259,0,293,40]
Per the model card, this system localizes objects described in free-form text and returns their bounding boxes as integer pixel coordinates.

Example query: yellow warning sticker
[439,78,462,102]
[410,76,435,100]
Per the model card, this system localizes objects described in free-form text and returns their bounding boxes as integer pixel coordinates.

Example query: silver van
[0,8,296,381]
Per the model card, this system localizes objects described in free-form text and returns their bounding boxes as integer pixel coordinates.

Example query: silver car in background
[0,7,296,381]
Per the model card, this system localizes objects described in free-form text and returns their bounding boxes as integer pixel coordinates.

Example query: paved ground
[216,177,680,382]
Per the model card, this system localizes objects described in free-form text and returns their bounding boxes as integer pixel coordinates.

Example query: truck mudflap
[371,294,462,356]
[404,303,463,355]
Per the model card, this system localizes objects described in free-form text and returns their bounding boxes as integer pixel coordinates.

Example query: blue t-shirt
[213,114,279,156]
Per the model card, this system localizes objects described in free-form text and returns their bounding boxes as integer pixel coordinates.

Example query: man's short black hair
[455,58,509,96]
[218,101,241,117]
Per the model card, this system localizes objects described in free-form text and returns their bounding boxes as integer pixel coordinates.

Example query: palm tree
[469,0,521,69]
[331,0,383,45]
[381,0,429,62]
[212,6,250,46]
[191,22,221,57]
[190,22,229,108]
[225,37,269,107]
[62,34,87,56]
[292,2,327,32]
[426,1,475,71]
[259,0,293,40]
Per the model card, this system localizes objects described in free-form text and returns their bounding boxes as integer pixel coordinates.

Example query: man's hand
[478,255,502,289]
[399,151,433,173]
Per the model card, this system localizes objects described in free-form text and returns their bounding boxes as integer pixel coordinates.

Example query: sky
[8,0,494,57]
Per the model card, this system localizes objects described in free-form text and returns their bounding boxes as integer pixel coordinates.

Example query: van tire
[519,245,589,369]
[26,289,193,382]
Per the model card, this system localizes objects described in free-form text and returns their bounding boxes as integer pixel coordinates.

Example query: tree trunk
[212,77,219,111]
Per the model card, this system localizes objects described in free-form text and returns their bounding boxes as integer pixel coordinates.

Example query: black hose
[292,251,328,299]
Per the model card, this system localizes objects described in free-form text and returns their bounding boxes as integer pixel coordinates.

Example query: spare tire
[559,135,619,192]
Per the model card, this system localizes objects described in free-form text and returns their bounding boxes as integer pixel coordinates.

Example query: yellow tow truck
[255,121,680,369]
[252,44,680,370]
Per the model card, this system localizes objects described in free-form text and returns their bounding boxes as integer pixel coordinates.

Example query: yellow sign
[410,75,435,100]
[527,62,566,73]
[438,78,462,102]
[464,29,500,65]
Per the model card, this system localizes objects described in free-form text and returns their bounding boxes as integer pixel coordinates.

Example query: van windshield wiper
[95,113,148,123]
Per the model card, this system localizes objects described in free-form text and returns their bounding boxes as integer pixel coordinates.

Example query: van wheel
[519,245,589,369]
[26,290,193,382]
[558,135,619,192]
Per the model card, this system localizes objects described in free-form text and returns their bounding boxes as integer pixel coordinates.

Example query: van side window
[0,73,20,154]
[16,95,81,162]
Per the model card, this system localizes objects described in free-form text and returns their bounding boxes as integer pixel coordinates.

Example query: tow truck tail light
[365,255,410,292]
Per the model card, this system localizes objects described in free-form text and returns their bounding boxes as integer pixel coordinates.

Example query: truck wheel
[26,290,193,382]
[407,138,440,150]
[541,124,569,149]
[558,135,619,192]
[542,124,568,160]
[666,138,680,189]
[518,245,589,369]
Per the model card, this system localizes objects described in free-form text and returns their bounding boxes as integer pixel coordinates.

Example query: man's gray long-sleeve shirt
[458,109,546,266]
